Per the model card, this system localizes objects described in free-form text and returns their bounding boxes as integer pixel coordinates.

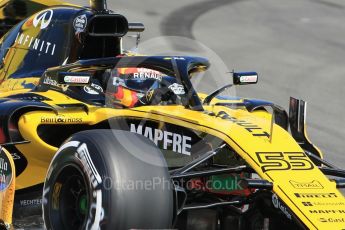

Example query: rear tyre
[43,129,174,230]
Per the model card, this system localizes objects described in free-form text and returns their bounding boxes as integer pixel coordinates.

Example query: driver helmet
[111,67,176,107]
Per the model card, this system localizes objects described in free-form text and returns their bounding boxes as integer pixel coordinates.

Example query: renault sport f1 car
[0,0,345,229]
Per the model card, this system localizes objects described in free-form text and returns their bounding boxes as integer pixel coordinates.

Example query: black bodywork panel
[0,5,129,85]
[0,96,53,144]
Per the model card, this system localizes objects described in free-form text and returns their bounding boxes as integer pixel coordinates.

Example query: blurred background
[97,0,345,166]
[3,0,345,166]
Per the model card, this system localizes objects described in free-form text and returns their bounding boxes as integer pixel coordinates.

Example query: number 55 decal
[256,152,314,173]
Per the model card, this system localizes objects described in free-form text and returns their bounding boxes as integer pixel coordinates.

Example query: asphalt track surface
[70,0,345,167]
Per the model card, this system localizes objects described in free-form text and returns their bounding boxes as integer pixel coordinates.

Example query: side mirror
[233,72,258,85]
[128,22,145,32]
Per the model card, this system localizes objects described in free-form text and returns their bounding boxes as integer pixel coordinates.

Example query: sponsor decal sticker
[309,209,345,214]
[20,199,42,207]
[73,14,87,33]
[239,75,257,83]
[145,89,154,102]
[64,76,90,84]
[132,68,163,81]
[294,192,337,198]
[43,77,59,86]
[43,77,69,91]
[302,201,313,207]
[84,83,103,95]
[169,83,185,95]
[15,32,57,56]
[33,10,53,29]
[302,201,345,207]
[0,148,13,192]
[318,217,345,223]
[289,180,323,189]
[41,115,82,123]
[272,194,292,220]
[130,124,192,155]
[217,111,270,138]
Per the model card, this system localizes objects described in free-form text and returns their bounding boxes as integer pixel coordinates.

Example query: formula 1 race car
[0,0,345,229]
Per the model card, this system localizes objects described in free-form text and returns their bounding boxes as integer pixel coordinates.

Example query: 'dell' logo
[33,10,53,29]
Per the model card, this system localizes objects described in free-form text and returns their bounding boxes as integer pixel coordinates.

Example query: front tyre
[43,130,174,230]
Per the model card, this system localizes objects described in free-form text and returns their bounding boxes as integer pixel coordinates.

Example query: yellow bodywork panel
[126,105,345,230]
[0,86,341,229]
[0,147,15,225]
[0,87,342,228]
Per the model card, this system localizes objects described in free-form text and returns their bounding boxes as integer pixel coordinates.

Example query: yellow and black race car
[0,0,344,229]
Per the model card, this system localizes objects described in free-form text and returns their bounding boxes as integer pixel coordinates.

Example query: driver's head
[111,67,172,107]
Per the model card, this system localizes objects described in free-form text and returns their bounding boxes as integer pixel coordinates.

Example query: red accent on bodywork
[0,126,6,143]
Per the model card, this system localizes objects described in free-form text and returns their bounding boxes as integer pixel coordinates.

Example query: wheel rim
[51,165,89,230]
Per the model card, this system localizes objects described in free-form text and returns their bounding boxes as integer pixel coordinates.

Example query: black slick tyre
[43,129,174,230]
